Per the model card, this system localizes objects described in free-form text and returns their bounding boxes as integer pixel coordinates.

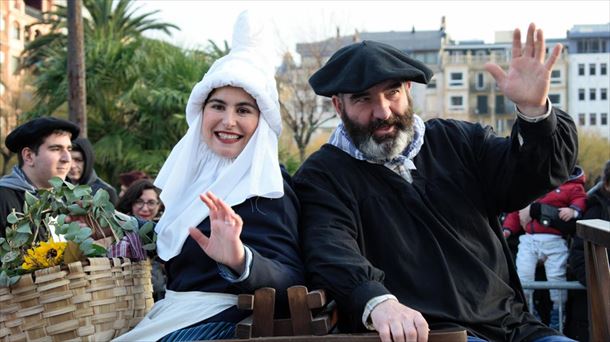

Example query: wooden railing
[576,219,610,341]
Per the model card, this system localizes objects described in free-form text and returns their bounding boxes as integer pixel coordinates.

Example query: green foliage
[0,177,138,287]
[578,131,610,189]
[20,0,214,181]
[279,148,302,175]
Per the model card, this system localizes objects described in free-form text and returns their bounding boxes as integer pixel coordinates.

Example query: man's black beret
[5,117,80,153]
[309,40,434,97]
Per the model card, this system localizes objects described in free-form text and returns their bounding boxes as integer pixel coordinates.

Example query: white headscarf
[154,10,283,261]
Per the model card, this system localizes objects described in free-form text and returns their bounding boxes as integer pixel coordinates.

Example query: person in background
[503,166,587,330]
[116,179,162,222]
[115,11,302,341]
[67,137,118,205]
[115,178,165,301]
[294,23,577,342]
[118,170,151,197]
[0,117,79,235]
[565,160,610,341]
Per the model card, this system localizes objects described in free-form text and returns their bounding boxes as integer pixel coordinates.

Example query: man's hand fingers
[512,28,522,58]
[189,227,209,250]
[534,28,545,63]
[389,321,406,342]
[484,63,506,86]
[400,321,416,342]
[544,44,563,71]
[414,315,429,342]
[377,324,392,342]
[523,23,536,57]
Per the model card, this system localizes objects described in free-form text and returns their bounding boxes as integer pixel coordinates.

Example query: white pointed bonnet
[154,10,283,261]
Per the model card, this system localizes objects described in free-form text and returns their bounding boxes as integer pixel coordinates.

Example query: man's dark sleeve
[475,108,578,215]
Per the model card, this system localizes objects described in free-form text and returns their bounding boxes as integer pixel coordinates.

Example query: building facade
[290,20,591,139]
[567,23,610,141]
[440,36,569,136]
[293,19,449,130]
[0,0,54,158]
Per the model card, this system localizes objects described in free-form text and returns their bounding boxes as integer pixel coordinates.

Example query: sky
[136,0,610,64]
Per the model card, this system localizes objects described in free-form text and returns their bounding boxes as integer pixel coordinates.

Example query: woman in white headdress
[115,11,303,341]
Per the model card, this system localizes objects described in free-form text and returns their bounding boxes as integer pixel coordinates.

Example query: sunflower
[21,240,67,271]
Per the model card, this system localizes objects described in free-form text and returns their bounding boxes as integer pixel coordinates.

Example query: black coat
[0,187,25,236]
[294,108,577,341]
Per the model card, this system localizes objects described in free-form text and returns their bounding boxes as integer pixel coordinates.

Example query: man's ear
[331,95,343,115]
[404,81,412,90]
[22,148,35,167]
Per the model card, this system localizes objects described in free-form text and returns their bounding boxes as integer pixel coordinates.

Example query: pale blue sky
[137,0,610,62]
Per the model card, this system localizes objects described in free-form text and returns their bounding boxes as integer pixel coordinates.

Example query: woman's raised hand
[188,191,246,274]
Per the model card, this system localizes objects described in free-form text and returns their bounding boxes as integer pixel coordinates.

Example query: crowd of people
[1,10,608,342]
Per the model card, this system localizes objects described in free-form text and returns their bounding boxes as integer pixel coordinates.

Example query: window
[590,113,597,126]
[11,56,20,75]
[449,72,464,87]
[589,63,596,75]
[578,64,585,76]
[602,88,608,101]
[496,95,506,114]
[476,73,485,90]
[450,96,464,108]
[602,63,608,76]
[601,113,608,126]
[549,94,561,106]
[476,95,488,114]
[577,39,608,53]
[590,88,596,101]
[578,113,586,126]
[578,88,585,101]
[550,70,561,84]
[11,22,20,40]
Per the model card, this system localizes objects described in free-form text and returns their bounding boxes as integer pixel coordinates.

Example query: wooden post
[67,0,87,137]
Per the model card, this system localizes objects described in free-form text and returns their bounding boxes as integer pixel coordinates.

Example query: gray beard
[359,126,414,161]
[340,103,415,161]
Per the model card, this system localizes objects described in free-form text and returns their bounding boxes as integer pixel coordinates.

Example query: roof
[296,29,445,58]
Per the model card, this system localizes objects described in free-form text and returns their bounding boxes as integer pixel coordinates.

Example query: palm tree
[19,0,202,185]
[92,39,211,183]
[23,0,178,71]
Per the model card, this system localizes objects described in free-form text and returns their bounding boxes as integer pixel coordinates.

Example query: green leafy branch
[0,177,154,287]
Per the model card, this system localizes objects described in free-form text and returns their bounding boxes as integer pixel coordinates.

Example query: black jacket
[294,108,577,341]
[68,138,118,205]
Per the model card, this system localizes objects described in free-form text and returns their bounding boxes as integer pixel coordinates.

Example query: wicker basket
[0,257,153,341]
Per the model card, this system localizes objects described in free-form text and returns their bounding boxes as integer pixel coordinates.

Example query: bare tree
[276,36,346,162]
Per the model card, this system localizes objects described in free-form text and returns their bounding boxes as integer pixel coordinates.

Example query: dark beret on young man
[5,117,80,153]
[309,40,434,97]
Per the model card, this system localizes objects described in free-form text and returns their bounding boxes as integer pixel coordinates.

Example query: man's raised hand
[485,23,562,116]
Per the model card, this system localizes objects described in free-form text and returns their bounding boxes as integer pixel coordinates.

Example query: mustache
[369,113,407,132]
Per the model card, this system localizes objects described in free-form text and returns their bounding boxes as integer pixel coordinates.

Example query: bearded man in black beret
[294,24,578,342]
[0,117,79,235]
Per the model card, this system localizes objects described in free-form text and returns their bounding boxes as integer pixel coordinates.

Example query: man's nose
[372,98,392,121]
[61,150,72,162]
